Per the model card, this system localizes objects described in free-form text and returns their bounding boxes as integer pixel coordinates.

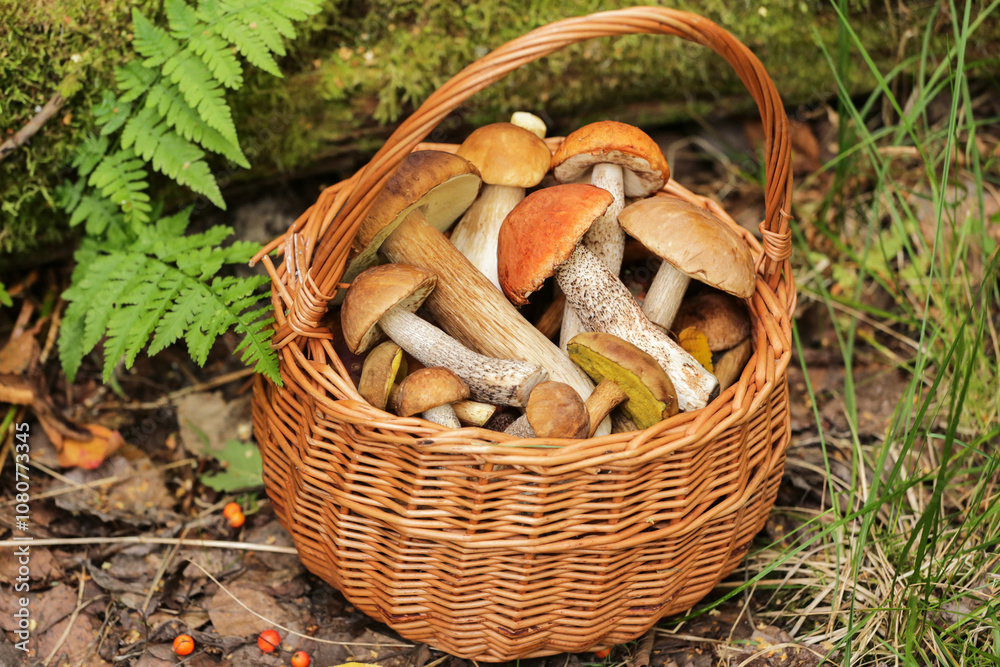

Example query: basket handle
[299,7,792,339]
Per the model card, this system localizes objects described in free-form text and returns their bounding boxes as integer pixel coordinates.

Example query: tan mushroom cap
[358,341,407,410]
[348,151,482,278]
[524,381,589,439]
[341,264,436,354]
[567,331,678,429]
[618,197,756,299]
[394,367,470,417]
[673,291,752,351]
[455,122,551,187]
[551,120,670,197]
[498,183,614,305]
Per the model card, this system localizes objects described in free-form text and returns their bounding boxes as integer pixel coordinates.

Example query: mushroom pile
[334,113,758,439]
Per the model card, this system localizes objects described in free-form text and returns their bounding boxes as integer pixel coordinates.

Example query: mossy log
[2,0,997,256]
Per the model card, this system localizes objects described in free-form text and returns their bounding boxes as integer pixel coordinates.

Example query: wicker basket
[251,6,795,661]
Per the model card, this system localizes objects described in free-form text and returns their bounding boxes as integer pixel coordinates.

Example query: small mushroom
[672,291,752,352]
[567,332,678,430]
[341,263,547,407]
[510,111,548,139]
[451,400,498,427]
[713,337,753,391]
[504,381,589,440]
[394,367,470,429]
[551,121,670,348]
[618,197,756,330]
[358,341,407,410]
[448,123,552,288]
[498,183,718,412]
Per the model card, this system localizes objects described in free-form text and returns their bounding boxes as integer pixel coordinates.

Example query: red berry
[223,502,242,519]
[173,634,195,656]
[291,650,311,667]
[257,629,281,653]
[228,511,246,528]
[593,648,610,659]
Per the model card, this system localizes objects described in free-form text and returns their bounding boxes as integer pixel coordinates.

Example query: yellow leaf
[677,326,714,373]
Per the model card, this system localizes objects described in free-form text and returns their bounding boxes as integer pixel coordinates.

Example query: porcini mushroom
[551,121,670,348]
[448,123,551,288]
[341,263,547,407]
[497,183,719,412]
[362,152,609,434]
[358,341,407,410]
[394,367,470,429]
[672,291,752,352]
[504,381,589,440]
[567,332,678,430]
[618,197,756,330]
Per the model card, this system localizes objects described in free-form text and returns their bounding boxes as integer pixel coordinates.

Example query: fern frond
[0,281,11,308]
[69,194,123,235]
[71,135,111,177]
[143,82,248,166]
[89,149,152,223]
[59,209,280,384]
[116,61,159,102]
[163,49,239,144]
[166,0,244,89]
[92,91,133,135]
[132,9,182,68]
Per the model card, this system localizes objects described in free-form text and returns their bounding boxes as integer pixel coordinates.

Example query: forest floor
[2,66,999,667]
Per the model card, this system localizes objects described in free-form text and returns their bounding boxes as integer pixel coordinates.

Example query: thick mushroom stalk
[378,305,546,407]
[447,184,525,287]
[552,121,670,348]
[641,264,691,329]
[557,246,718,411]
[342,264,548,408]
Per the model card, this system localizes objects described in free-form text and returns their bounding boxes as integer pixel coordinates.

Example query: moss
[2,0,997,257]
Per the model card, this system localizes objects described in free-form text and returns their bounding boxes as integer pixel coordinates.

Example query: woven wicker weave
[251,6,795,661]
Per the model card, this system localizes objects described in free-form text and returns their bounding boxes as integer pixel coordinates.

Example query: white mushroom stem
[556,245,718,412]
[559,162,626,350]
[379,213,611,435]
[422,404,461,429]
[641,263,691,329]
[378,305,546,407]
[448,184,525,289]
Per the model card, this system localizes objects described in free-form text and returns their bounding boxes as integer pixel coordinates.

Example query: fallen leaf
[58,423,125,469]
[207,584,297,637]
[199,439,263,492]
[176,392,252,456]
[55,455,177,525]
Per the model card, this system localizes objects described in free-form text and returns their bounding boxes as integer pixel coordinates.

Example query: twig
[0,93,65,163]
[43,570,103,667]
[0,536,298,553]
[183,558,413,648]
[140,524,190,616]
[102,368,255,410]
[39,297,66,366]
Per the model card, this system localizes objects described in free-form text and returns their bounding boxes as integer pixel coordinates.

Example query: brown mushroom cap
[347,151,481,279]
[341,264,436,354]
[618,197,756,299]
[673,291,753,351]
[358,341,407,410]
[551,121,670,197]
[455,122,551,187]
[497,183,614,305]
[394,367,470,417]
[567,331,678,429]
[524,381,589,439]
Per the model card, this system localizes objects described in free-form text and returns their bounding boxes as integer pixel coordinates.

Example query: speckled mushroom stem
[556,246,719,411]
[559,163,627,350]
[641,263,691,329]
[380,213,612,435]
[448,184,525,289]
[422,404,461,429]
[378,305,546,407]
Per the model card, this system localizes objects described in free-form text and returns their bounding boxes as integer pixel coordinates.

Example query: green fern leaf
[93,91,132,135]
[132,9,182,67]
[89,149,152,223]
[163,49,239,144]
[71,135,110,177]
[116,61,159,102]
[152,131,225,208]
[69,194,122,235]
[145,81,248,166]
[0,281,12,308]
[209,13,282,77]
[166,0,244,89]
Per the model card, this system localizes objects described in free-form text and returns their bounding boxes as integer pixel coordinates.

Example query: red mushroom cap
[497,183,614,306]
